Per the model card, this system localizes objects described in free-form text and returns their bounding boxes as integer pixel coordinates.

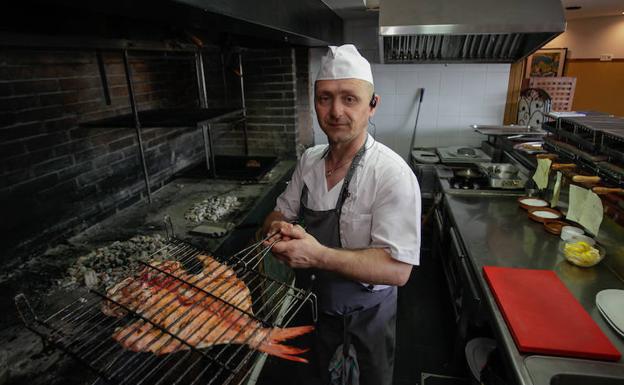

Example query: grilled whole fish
[101,255,313,362]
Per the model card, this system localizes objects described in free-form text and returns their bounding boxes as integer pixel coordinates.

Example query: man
[262,44,421,385]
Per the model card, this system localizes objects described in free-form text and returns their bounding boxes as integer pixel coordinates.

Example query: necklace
[325,158,352,176]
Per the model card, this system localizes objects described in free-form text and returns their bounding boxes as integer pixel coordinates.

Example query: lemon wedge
[564,241,601,267]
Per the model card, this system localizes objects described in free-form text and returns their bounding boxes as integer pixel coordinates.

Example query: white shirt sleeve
[274,152,306,222]
[369,167,421,265]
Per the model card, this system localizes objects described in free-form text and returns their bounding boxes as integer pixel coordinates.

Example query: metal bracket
[14,293,38,326]
[163,215,175,240]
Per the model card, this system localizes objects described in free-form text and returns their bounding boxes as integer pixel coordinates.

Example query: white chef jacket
[275,135,421,270]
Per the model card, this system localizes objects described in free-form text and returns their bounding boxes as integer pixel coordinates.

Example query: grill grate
[16,237,316,385]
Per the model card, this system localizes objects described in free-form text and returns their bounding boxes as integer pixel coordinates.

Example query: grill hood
[378,0,565,63]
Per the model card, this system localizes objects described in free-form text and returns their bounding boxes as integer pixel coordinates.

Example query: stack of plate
[596,289,624,337]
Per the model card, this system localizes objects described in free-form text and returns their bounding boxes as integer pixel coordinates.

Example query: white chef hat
[316,44,374,86]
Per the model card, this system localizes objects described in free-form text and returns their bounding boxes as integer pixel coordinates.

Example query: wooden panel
[503,59,526,124]
[564,59,624,116]
[528,77,576,111]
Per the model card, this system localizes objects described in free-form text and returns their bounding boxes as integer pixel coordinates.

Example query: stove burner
[450,176,486,190]
[457,147,477,156]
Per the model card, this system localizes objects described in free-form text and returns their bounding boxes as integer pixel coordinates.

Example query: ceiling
[562,0,624,19]
[323,0,624,20]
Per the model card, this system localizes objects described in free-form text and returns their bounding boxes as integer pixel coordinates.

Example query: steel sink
[551,373,623,385]
[525,356,624,385]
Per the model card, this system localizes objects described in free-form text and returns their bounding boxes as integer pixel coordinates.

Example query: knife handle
[551,163,576,171]
[572,175,601,184]
[536,153,558,160]
[592,187,624,195]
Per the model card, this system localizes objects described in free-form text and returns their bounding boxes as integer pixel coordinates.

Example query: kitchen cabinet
[432,193,489,373]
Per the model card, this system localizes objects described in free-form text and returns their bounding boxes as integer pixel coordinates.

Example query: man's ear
[369,94,380,115]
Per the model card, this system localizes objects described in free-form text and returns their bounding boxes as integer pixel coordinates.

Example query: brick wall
[212,48,302,157]
[295,47,314,156]
[0,48,234,255]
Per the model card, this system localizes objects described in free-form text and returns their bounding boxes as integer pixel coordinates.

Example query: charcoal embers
[184,196,240,223]
[60,234,170,289]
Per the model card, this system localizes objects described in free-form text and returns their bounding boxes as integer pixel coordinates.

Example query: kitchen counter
[443,193,624,385]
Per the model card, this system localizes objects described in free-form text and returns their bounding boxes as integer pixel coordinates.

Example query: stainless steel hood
[378,0,565,63]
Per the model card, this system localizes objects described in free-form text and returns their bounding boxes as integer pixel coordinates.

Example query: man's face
[314,79,377,145]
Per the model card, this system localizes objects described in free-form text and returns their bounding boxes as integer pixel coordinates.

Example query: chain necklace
[325,158,352,176]
[324,137,368,177]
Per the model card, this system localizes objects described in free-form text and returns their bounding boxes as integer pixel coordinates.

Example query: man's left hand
[264,223,327,269]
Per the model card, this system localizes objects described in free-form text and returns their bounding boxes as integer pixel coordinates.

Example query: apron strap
[299,136,369,219]
[335,136,368,214]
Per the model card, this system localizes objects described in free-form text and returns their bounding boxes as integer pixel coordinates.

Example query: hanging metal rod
[123,49,153,204]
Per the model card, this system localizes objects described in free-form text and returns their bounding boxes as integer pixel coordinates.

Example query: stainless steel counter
[443,194,624,385]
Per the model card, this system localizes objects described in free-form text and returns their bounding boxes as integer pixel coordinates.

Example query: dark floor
[393,230,460,385]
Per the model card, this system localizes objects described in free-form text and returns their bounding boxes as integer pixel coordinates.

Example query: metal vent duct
[379,0,565,63]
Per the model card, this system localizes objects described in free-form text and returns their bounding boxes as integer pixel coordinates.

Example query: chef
[262,44,421,385]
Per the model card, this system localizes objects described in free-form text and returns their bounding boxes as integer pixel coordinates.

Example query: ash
[59,234,171,290]
[184,195,240,223]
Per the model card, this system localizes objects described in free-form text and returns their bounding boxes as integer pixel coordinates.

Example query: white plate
[596,289,624,336]
[465,338,497,381]
[597,305,624,337]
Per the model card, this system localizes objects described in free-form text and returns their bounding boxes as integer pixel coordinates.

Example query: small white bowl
[560,226,584,241]
[567,233,595,246]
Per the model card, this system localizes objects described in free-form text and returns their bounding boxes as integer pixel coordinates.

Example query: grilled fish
[102,255,313,362]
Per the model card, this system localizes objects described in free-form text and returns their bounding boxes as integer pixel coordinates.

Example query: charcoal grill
[543,114,624,155]
[15,233,316,385]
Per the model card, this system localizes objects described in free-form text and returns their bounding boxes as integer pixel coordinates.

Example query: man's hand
[265,220,294,243]
[264,223,327,269]
[260,212,412,286]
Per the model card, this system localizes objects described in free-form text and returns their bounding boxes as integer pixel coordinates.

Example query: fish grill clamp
[14,237,317,385]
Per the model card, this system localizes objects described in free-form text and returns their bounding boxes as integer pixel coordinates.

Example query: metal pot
[493,164,519,178]
[455,168,483,179]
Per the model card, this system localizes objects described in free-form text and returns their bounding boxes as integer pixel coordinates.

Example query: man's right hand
[265,220,295,243]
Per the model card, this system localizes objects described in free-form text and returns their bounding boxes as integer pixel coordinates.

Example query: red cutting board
[483,266,621,361]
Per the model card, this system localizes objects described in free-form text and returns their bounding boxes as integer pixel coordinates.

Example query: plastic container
[566,233,595,246]
[560,226,584,241]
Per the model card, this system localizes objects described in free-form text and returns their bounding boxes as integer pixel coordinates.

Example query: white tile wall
[369,63,510,157]
[307,17,511,159]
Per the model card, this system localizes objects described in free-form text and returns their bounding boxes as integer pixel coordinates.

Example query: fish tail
[256,342,310,363]
[267,325,314,342]
[254,325,314,363]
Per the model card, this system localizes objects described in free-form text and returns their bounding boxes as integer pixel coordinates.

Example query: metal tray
[472,124,546,136]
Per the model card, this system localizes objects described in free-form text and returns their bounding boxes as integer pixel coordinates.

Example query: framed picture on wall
[525,48,567,78]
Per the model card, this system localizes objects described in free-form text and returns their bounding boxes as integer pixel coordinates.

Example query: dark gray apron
[295,140,398,385]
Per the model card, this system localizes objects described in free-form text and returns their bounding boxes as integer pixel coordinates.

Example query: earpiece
[369,93,377,107]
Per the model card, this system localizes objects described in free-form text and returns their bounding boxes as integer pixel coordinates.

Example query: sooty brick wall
[295,47,313,156]
[212,47,303,158]
[0,48,235,256]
